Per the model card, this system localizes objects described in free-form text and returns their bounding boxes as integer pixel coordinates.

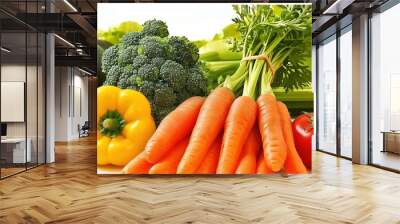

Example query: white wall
[54,67,89,141]
[55,67,68,141]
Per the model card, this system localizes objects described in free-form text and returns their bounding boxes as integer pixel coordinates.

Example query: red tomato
[292,113,313,170]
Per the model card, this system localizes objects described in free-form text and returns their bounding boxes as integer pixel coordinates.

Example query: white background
[98,3,237,41]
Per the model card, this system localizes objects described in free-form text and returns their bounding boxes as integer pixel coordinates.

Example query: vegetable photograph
[97,3,313,175]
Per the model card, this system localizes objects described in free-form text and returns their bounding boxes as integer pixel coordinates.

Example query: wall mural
[97,3,313,175]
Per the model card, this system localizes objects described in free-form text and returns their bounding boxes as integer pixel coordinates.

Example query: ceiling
[1,0,395,74]
[312,0,391,43]
[0,0,99,74]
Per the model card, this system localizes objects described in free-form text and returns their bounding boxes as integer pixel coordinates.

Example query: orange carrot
[257,93,287,172]
[177,87,234,174]
[256,153,274,174]
[277,101,308,174]
[145,96,205,163]
[148,138,189,174]
[235,126,260,174]
[122,151,152,174]
[196,135,222,174]
[217,96,257,174]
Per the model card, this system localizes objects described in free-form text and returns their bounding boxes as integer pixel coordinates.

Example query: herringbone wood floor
[1,136,400,224]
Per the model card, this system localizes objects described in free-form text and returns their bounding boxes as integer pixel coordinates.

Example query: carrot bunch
[122,87,308,175]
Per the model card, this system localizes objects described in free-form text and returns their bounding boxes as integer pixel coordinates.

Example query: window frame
[315,24,353,161]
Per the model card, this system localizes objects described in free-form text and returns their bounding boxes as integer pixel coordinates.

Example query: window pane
[1,31,27,177]
[317,35,337,154]
[38,33,45,165]
[340,28,352,158]
[27,31,38,169]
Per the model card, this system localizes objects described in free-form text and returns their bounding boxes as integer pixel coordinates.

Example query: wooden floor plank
[0,135,400,223]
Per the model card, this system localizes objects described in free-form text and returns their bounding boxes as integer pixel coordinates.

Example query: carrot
[276,101,308,174]
[177,87,234,174]
[235,126,260,174]
[257,93,287,172]
[122,151,152,174]
[256,153,274,174]
[196,135,222,174]
[216,96,257,174]
[145,96,205,163]
[148,138,189,174]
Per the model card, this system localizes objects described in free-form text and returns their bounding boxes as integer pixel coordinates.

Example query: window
[370,3,400,171]
[317,35,337,154]
[0,1,47,179]
[339,26,352,158]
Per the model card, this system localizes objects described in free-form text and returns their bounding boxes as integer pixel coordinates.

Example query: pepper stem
[98,111,125,137]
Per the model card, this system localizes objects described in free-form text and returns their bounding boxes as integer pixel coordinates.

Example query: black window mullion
[25,0,28,171]
[43,0,48,165]
[367,11,373,165]
[315,44,319,151]
[36,0,39,168]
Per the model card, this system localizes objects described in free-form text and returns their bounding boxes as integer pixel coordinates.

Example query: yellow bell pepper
[97,86,156,166]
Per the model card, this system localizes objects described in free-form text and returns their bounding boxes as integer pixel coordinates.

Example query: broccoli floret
[102,19,208,124]
[127,75,143,89]
[102,45,120,74]
[176,89,193,103]
[118,65,136,89]
[152,83,177,123]
[153,84,176,108]
[118,46,138,66]
[120,32,142,46]
[136,80,178,124]
[104,65,123,86]
[160,60,187,90]
[151,57,166,68]
[137,80,155,99]
[132,55,150,70]
[186,66,208,96]
[137,36,168,59]
[126,82,139,91]
[137,63,160,82]
[142,19,169,38]
[168,36,199,66]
